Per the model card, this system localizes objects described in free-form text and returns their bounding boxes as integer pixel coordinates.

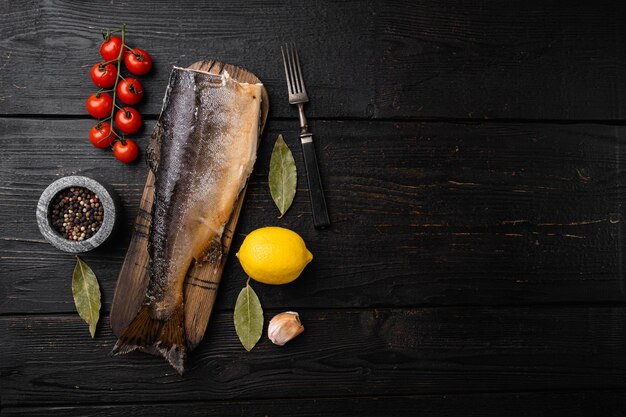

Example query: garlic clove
[268,311,304,346]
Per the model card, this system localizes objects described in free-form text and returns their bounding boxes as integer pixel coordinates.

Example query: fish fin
[111,304,187,375]
[196,238,223,265]
[155,304,187,375]
[110,305,163,356]
[146,120,163,173]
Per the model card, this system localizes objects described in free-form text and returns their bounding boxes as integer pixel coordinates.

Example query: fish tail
[111,304,187,375]
[110,305,162,355]
[158,304,187,374]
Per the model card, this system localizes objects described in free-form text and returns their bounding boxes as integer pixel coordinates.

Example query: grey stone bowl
[36,176,120,253]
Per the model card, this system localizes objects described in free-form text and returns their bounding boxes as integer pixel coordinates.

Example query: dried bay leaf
[269,134,297,218]
[234,282,264,351]
[72,256,101,338]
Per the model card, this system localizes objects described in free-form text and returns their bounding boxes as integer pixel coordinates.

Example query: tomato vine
[86,24,153,163]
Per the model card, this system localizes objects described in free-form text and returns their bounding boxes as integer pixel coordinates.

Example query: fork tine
[292,43,306,95]
[286,44,299,94]
[290,44,302,93]
[287,44,300,94]
[281,45,293,95]
[281,43,309,103]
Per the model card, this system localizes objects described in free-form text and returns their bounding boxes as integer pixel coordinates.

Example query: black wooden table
[1,1,625,416]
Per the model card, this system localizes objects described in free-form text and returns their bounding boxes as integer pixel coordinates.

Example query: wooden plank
[1,118,624,314]
[3,391,626,417]
[2,307,626,404]
[109,60,269,350]
[0,1,624,119]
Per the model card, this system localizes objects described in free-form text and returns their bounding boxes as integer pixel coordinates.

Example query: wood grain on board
[0,0,624,119]
[1,118,624,315]
[4,391,626,417]
[109,61,269,350]
[2,3,626,414]
[2,307,626,405]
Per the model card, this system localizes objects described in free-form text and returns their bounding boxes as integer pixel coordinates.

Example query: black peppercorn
[50,187,104,241]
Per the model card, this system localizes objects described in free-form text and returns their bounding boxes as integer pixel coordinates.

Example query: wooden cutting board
[110,60,269,350]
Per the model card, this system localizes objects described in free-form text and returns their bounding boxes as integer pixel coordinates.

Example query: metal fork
[281,43,331,229]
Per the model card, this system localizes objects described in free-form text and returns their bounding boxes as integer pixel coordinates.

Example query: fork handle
[300,133,331,229]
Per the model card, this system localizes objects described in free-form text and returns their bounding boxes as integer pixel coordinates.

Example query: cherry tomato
[89,122,114,148]
[113,139,139,163]
[115,107,142,134]
[124,48,153,75]
[86,93,113,119]
[100,35,127,61]
[116,77,144,105]
[90,62,117,88]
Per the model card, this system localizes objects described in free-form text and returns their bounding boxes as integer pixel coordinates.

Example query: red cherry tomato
[90,62,117,88]
[116,77,144,105]
[89,122,114,148]
[115,107,142,134]
[100,35,127,61]
[124,48,153,75]
[86,93,113,118]
[113,139,139,163]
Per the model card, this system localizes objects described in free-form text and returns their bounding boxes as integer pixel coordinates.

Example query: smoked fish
[111,67,263,374]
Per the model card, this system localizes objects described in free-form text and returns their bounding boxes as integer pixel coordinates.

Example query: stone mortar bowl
[36,176,120,253]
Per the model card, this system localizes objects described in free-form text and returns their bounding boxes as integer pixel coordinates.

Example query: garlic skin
[268,311,304,346]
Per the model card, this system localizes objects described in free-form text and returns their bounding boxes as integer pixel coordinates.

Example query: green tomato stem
[108,24,126,143]
[111,130,123,140]
[119,73,129,84]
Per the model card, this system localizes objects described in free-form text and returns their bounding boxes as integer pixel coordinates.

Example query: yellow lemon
[236,226,313,285]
